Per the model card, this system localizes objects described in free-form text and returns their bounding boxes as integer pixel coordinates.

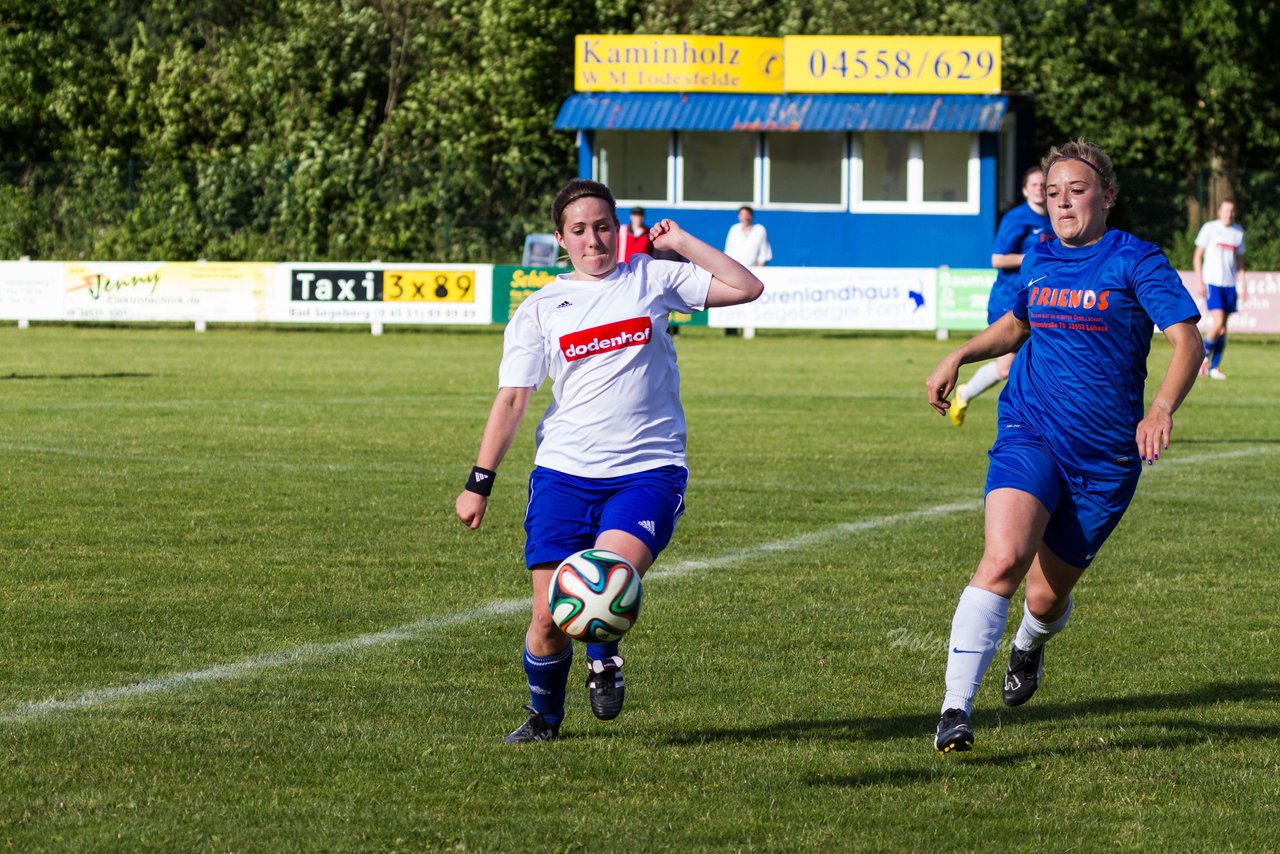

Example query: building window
[860,133,910,202]
[679,132,756,204]
[765,133,845,207]
[923,134,972,202]
[595,130,669,202]
[853,132,977,213]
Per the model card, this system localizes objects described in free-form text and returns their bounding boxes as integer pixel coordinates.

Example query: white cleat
[1209,368,1227,381]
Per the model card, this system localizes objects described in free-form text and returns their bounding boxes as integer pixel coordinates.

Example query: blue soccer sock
[523,644,573,725]
[1203,337,1215,360]
[1210,333,1227,370]
[586,641,620,663]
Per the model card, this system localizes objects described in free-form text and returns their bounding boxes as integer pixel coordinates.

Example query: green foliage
[0,0,1278,262]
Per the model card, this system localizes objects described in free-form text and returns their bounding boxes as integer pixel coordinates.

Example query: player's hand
[649,218,686,253]
[925,357,960,416]
[456,491,488,529]
[1135,403,1173,464]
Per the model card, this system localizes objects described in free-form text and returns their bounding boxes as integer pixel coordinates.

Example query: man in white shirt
[1193,199,1246,380]
[724,206,772,268]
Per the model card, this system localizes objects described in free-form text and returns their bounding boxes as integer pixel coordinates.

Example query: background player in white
[950,167,1051,426]
[724,205,772,267]
[456,179,763,742]
[1193,199,1246,380]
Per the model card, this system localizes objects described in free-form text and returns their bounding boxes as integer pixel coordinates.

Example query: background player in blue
[455,179,763,743]
[950,166,1052,426]
[924,140,1203,754]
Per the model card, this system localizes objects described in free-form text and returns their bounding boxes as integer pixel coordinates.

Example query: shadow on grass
[1,371,154,381]
[805,716,1280,788]
[663,679,1280,751]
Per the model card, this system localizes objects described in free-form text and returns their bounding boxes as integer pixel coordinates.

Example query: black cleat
[586,655,625,721]
[504,704,559,744]
[935,708,974,754]
[1002,643,1045,707]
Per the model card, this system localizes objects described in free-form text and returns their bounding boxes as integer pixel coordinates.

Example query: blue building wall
[617,204,994,268]
[580,133,1000,269]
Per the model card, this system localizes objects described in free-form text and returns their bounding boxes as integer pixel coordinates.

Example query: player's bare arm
[926,312,1031,415]
[456,385,532,530]
[991,252,1024,271]
[1135,320,1203,464]
[649,218,764,307]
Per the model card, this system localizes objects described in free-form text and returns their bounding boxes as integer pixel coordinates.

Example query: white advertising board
[1177,270,1280,334]
[60,262,273,322]
[0,261,64,320]
[708,266,937,331]
[274,264,494,325]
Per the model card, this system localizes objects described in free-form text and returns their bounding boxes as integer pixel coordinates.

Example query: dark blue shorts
[1205,284,1238,315]
[524,465,688,569]
[985,430,1139,569]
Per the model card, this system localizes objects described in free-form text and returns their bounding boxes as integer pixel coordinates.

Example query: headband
[1052,155,1104,176]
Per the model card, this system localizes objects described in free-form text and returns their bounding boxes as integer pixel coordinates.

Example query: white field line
[0,446,1266,724]
[0,443,434,475]
[1149,446,1275,467]
[0,501,978,724]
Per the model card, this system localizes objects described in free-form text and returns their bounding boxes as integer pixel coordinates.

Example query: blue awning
[555,93,1007,133]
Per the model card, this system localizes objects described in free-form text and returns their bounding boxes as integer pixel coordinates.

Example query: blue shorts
[985,430,1139,569]
[1205,284,1238,315]
[524,465,688,569]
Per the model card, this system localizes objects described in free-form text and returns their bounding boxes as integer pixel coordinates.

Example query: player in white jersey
[455,179,764,742]
[1193,199,1246,379]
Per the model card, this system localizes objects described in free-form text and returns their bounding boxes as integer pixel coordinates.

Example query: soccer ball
[547,549,642,642]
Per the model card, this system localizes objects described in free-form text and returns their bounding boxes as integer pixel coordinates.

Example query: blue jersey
[998,229,1199,475]
[988,203,1053,321]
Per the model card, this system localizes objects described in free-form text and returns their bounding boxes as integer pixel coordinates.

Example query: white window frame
[851,133,980,215]
[761,132,849,211]
[594,130,675,207]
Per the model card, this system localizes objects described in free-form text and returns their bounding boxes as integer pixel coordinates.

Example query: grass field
[1,323,1277,851]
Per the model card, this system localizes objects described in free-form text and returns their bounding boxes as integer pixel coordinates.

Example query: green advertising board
[492,265,709,326]
[936,268,996,331]
[492,266,570,322]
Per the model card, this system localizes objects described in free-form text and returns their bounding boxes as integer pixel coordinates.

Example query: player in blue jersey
[456,179,763,743]
[924,140,1203,754]
[950,166,1052,426]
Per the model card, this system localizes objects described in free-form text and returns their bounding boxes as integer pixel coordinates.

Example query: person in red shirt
[618,206,653,262]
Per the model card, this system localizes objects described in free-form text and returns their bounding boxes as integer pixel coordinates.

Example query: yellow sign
[783,36,1001,94]
[575,35,783,94]
[383,269,476,303]
[61,261,275,321]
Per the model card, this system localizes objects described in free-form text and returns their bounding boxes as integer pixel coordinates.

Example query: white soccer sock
[960,361,1004,403]
[1012,596,1073,652]
[942,585,1010,714]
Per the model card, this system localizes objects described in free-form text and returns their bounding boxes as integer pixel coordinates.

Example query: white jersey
[724,222,772,267]
[498,255,712,478]
[1195,220,1245,286]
